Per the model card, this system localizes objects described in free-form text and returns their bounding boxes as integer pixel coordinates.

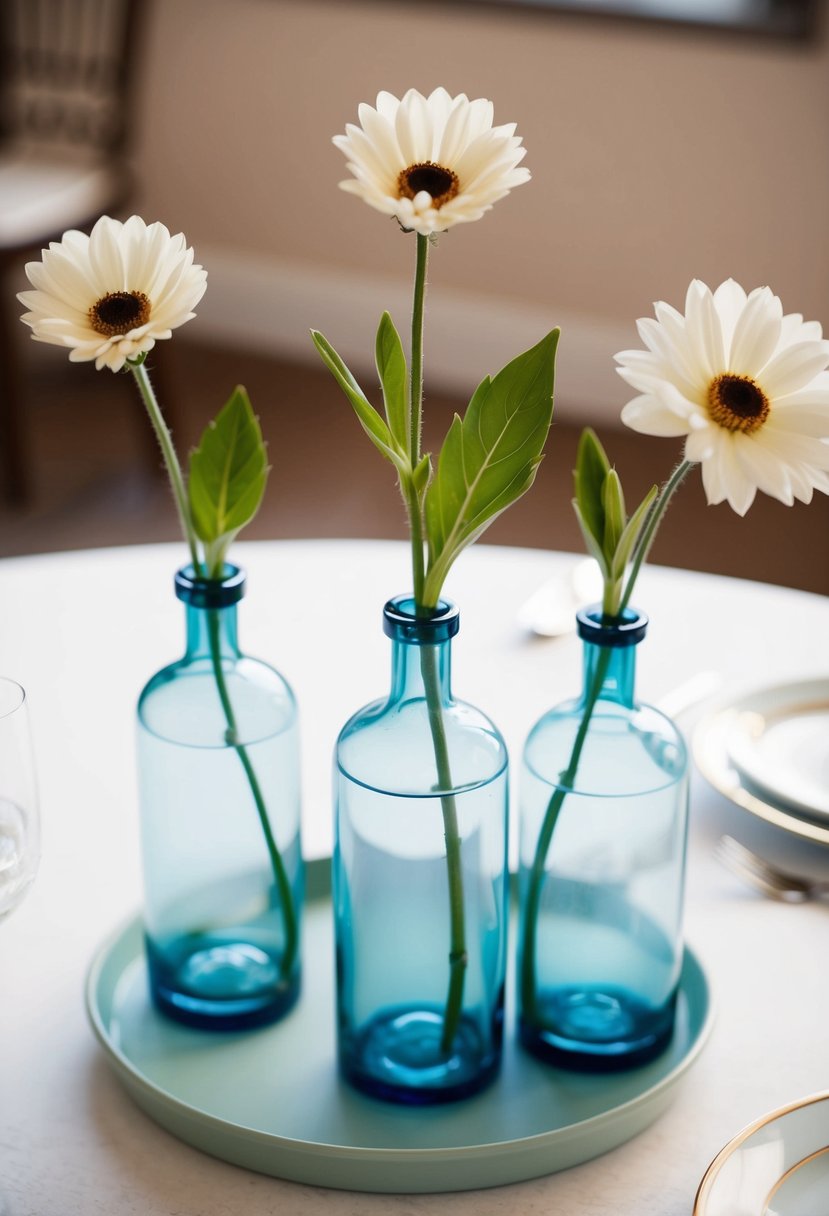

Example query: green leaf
[572,500,610,578]
[601,468,625,563]
[423,329,559,605]
[610,484,658,582]
[375,312,409,452]
[188,386,269,575]
[311,329,410,478]
[412,452,432,495]
[573,428,610,551]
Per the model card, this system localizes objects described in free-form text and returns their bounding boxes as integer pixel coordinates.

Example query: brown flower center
[397,162,459,209]
[89,291,151,337]
[706,373,770,434]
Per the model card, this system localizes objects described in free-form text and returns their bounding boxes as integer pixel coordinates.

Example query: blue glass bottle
[518,605,688,1070]
[137,565,302,1030]
[334,595,509,1104]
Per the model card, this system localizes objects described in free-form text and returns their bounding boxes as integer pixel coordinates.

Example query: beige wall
[132,0,829,416]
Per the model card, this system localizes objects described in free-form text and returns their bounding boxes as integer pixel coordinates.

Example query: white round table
[1,539,827,1215]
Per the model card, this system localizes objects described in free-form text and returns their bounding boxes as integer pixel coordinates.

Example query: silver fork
[715,835,829,903]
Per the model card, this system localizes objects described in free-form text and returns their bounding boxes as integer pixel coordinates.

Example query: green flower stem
[409,233,430,466]
[408,230,466,1052]
[519,644,612,1021]
[407,233,430,603]
[620,460,694,613]
[206,609,298,979]
[406,481,426,605]
[520,458,694,1023]
[129,361,296,976]
[129,361,202,575]
[420,641,466,1054]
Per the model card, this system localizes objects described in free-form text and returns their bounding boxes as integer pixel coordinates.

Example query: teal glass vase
[517,605,688,1070]
[137,565,302,1030]
[334,595,509,1104]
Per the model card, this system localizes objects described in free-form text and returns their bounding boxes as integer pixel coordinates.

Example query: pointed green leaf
[573,428,610,550]
[572,501,610,578]
[610,484,658,582]
[188,386,269,575]
[375,312,409,452]
[412,451,432,495]
[423,329,559,605]
[601,469,625,562]
[311,329,410,477]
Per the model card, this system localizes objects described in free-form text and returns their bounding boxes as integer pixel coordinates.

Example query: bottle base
[520,985,676,1072]
[147,934,299,1031]
[341,1006,501,1105]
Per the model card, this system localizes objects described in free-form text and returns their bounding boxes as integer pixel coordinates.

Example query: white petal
[684,280,725,379]
[713,279,747,349]
[620,394,691,436]
[729,286,782,374]
[396,89,434,165]
[761,341,829,398]
[732,433,794,505]
[704,434,757,515]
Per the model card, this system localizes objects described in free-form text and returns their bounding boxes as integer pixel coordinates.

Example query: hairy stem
[129,362,202,575]
[409,233,429,465]
[620,460,693,612]
[408,232,466,1050]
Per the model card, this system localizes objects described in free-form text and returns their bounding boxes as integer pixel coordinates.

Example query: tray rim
[85,857,715,1186]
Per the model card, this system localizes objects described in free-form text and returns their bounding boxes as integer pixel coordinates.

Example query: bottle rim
[576,604,648,648]
[382,594,459,643]
[174,564,246,608]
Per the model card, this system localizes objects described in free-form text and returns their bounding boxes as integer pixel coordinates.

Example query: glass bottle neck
[390,635,453,705]
[581,637,637,708]
[576,605,647,709]
[184,602,241,661]
[383,594,458,706]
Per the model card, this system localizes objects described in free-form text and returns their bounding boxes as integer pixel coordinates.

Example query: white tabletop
[2,538,828,1215]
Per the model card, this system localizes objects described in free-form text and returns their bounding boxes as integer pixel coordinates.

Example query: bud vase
[137,565,302,1030]
[334,595,509,1104]
[517,605,688,1070]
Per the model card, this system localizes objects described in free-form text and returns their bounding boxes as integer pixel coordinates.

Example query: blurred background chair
[0,0,143,503]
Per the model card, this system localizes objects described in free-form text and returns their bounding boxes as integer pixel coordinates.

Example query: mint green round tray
[85,860,713,1194]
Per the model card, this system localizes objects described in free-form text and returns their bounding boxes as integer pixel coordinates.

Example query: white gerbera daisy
[616,279,829,515]
[18,215,207,372]
[333,87,530,236]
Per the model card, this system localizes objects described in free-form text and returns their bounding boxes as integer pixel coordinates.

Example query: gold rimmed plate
[693,678,829,847]
[694,1091,829,1214]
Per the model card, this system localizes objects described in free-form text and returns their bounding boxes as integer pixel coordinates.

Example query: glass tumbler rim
[0,676,26,720]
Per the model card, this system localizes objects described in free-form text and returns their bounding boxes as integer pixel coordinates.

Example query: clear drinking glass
[0,678,40,921]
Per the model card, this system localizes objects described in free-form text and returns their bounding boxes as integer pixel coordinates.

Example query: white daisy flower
[18,215,207,373]
[615,278,829,515]
[333,87,530,236]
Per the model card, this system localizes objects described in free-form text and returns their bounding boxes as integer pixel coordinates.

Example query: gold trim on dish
[692,705,829,847]
[764,1143,829,1212]
[693,1091,829,1214]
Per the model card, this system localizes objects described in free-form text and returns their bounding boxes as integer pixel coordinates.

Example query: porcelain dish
[693,678,829,847]
[694,1091,829,1215]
